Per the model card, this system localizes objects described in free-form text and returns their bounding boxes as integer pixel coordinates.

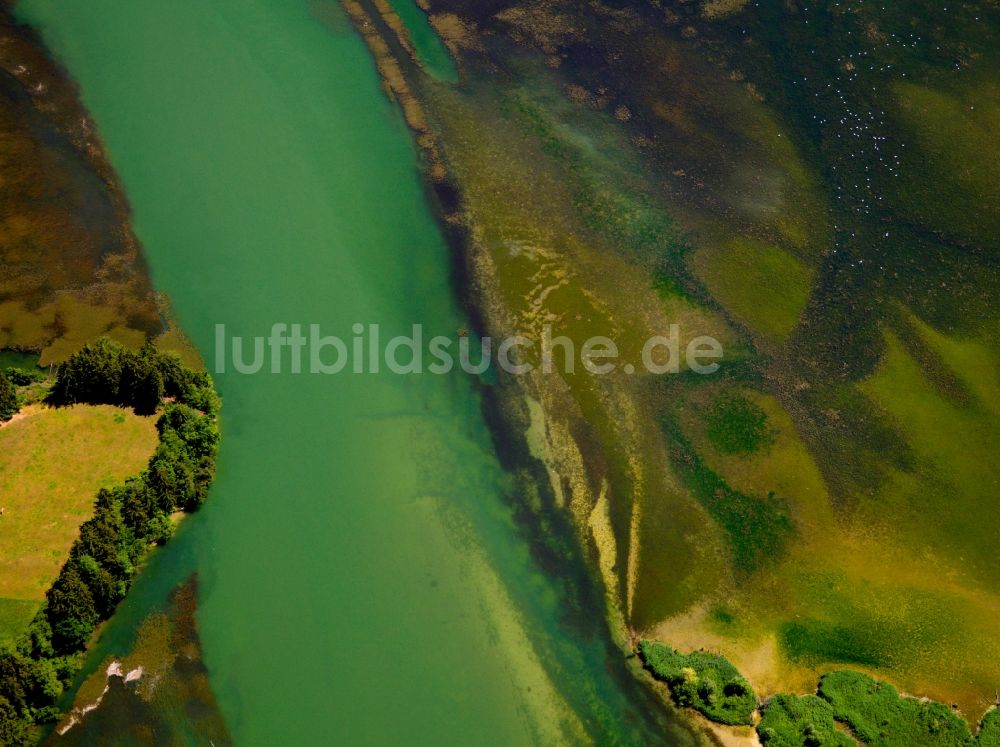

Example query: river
[15,1,700,743]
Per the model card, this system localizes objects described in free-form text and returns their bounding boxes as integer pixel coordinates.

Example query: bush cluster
[639,647,1000,747]
[757,671,1000,746]
[638,641,758,725]
[0,339,220,743]
[979,709,1000,747]
[4,368,45,387]
[758,693,855,747]
[817,670,973,747]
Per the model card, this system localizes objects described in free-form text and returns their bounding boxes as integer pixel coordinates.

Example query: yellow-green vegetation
[638,641,757,726]
[356,0,1000,733]
[860,331,1000,581]
[0,601,37,651]
[661,415,793,573]
[425,69,740,627]
[656,358,1000,713]
[0,405,158,639]
[692,238,813,342]
[758,694,856,747]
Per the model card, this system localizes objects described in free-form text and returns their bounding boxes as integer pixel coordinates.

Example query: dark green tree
[48,338,124,406]
[45,564,100,652]
[120,343,164,415]
[0,695,28,746]
[118,477,160,538]
[0,369,18,421]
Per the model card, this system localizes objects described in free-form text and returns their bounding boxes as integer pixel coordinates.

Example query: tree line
[0,339,220,744]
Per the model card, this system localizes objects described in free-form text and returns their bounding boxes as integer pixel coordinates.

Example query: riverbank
[339,1,718,742]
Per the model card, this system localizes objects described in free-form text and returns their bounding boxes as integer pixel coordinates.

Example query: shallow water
[16,1,698,743]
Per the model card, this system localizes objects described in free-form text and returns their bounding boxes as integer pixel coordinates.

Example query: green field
[0,404,158,642]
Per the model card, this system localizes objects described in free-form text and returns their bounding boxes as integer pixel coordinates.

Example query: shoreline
[55,659,144,736]
[337,1,719,743]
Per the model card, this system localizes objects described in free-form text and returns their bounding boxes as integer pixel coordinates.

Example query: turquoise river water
[16,1,701,744]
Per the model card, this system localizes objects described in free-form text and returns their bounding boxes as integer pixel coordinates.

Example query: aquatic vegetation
[381,0,456,80]
[638,641,757,725]
[661,416,792,573]
[692,238,813,342]
[0,9,162,363]
[779,619,893,670]
[758,694,856,747]
[375,0,1000,719]
[56,577,231,745]
[891,79,1000,252]
[706,391,775,456]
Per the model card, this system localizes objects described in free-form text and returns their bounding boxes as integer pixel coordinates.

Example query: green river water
[15,1,699,744]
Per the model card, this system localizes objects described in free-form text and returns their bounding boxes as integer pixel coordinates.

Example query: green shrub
[638,641,758,725]
[4,367,44,386]
[818,670,973,746]
[0,693,30,746]
[758,693,856,746]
